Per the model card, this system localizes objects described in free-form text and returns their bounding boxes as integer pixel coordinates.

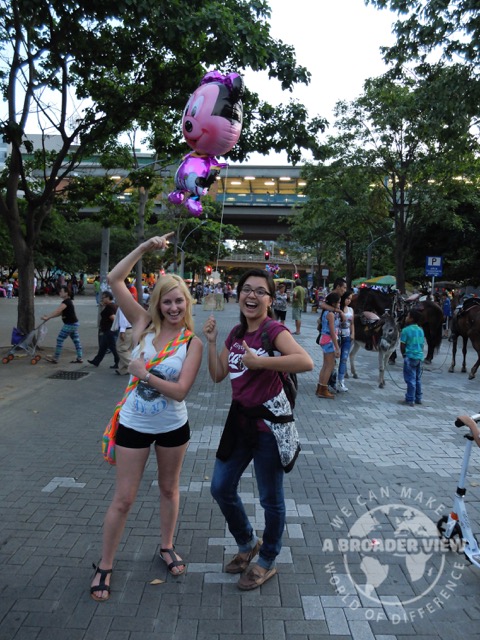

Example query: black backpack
[261,321,298,408]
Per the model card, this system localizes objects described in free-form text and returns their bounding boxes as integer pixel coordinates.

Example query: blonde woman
[90,235,203,601]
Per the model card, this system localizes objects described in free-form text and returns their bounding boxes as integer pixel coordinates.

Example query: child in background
[400,308,425,406]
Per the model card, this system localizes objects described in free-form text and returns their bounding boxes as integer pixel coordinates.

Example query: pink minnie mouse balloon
[168,70,245,216]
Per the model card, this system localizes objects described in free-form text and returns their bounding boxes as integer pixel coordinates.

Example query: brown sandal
[225,539,261,574]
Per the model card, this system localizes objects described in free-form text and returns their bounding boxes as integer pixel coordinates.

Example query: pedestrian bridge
[76,158,307,240]
[216,254,310,273]
[213,164,306,240]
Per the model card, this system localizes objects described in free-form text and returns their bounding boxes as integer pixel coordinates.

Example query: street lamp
[178,219,209,278]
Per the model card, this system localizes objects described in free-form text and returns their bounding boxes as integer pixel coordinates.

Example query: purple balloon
[168,153,226,216]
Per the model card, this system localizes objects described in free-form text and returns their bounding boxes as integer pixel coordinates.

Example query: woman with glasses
[203,269,313,590]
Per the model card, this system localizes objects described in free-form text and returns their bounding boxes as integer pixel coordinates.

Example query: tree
[290,162,390,287]
[321,65,479,291]
[365,0,480,68]
[0,0,326,333]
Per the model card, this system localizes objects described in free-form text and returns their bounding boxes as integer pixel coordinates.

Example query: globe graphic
[342,504,446,605]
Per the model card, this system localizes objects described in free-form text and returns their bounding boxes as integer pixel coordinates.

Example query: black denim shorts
[116,421,190,448]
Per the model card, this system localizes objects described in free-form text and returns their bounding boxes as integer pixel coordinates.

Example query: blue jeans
[403,357,423,403]
[211,430,285,570]
[338,336,351,380]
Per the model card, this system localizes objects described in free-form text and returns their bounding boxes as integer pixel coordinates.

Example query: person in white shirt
[115,307,134,376]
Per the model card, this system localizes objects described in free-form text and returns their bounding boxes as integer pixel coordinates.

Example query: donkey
[349,312,400,388]
[352,288,442,364]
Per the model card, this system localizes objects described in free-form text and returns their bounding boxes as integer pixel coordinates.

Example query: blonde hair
[139,274,194,346]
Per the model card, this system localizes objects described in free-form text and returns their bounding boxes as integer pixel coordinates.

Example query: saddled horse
[448,299,480,379]
[349,312,400,388]
[351,288,443,364]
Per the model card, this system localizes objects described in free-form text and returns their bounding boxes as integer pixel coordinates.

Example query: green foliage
[289,161,391,286]
[366,0,480,68]
[319,65,479,290]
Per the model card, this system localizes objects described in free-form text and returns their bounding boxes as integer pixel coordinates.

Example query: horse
[352,288,443,364]
[349,312,400,388]
[448,300,480,379]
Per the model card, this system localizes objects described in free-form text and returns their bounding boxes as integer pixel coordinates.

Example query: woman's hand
[242,342,261,370]
[141,233,174,253]
[203,315,218,343]
[128,352,148,380]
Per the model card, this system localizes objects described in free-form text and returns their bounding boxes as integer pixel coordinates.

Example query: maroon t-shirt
[225,318,286,409]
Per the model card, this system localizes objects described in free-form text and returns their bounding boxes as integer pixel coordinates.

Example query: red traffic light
[293,272,299,279]
[264,251,270,261]
[205,266,212,274]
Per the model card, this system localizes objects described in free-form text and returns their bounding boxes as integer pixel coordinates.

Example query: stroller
[2,322,48,365]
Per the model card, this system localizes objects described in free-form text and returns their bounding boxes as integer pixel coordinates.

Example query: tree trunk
[100,227,111,290]
[136,187,148,299]
[394,219,406,293]
[16,253,35,335]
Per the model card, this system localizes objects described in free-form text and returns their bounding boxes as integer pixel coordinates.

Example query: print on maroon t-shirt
[225,318,286,407]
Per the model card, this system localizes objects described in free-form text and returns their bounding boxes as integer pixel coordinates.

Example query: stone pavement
[1,293,480,640]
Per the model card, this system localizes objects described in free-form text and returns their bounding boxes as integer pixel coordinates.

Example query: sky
[245,0,397,164]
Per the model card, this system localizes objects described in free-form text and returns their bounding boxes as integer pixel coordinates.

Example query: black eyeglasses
[240,285,270,298]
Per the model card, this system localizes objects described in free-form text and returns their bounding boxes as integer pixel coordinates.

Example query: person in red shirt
[125,278,138,301]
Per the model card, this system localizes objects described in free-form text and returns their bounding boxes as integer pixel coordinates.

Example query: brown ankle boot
[318,385,335,399]
[315,384,322,397]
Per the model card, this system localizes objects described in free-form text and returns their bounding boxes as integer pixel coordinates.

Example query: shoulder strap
[115,329,193,412]
[261,319,275,356]
[146,328,193,370]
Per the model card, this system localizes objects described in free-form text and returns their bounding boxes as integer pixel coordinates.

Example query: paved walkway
[1,294,480,640]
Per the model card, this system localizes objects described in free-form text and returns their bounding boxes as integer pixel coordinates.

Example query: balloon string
[214,164,229,273]
[208,165,229,408]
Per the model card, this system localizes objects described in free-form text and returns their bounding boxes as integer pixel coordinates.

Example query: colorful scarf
[102,328,193,464]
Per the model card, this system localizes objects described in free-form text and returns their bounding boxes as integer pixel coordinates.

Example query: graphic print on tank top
[132,363,179,416]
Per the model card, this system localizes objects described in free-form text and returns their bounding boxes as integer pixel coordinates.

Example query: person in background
[316,292,341,399]
[90,234,203,602]
[126,279,138,302]
[273,283,288,325]
[442,292,452,338]
[400,308,425,407]
[214,282,224,310]
[88,291,119,369]
[291,279,305,335]
[337,290,355,392]
[223,282,231,304]
[319,278,347,391]
[41,285,83,364]
[115,306,134,376]
[142,287,150,309]
[94,276,101,305]
[195,282,203,304]
[203,268,313,590]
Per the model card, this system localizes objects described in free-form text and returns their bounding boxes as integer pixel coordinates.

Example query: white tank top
[119,333,189,434]
[340,306,354,337]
